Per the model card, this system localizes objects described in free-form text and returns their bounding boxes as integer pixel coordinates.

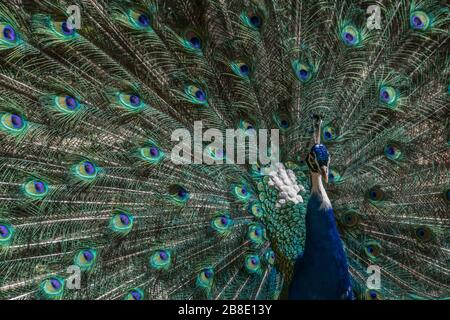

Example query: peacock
[0,0,449,300]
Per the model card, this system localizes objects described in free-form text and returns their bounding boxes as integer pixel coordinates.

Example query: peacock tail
[0,0,448,300]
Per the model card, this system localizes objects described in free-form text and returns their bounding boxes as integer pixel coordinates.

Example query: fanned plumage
[0,0,449,300]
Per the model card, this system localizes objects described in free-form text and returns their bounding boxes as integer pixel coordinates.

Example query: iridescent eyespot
[322,125,336,141]
[71,160,98,181]
[54,95,80,113]
[340,25,360,47]
[414,226,432,242]
[205,145,225,161]
[365,289,382,300]
[384,144,402,160]
[244,254,261,273]
[128,10,152,29]
[265,250,275,265]
[139,144,164,164]
[184,30,202,50]
[410,11,431,31]
[0,223,14,246]
[231,61,251,78]
[39,276,65,300]
[117,92,146,111]
[247,201,263,218]
[149,249,172,270]
[109,210,134,236]
[2,25,15,41]
[292,60,313,82]
[238,120,256,135]
[0,24,20,48]
[184,85,208,105]
[364,241,381,261]
[340,210,359,228]
[0,112,27,135]
[379,86,398,108]
[52,21,77,38]
[22,179,49,199]
[367,186,385,202]
[196,267,214,289]
[328,168,342,184]
[247,223,266,245]
[124,288,144,300]
[273,113,290,131]
[211,214,233,234]
[74,248,97,271]
[241,10,264,30]
[168,184,190,204]
[232,183,252,202]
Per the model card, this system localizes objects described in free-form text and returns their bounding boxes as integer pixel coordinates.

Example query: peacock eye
[109,210,134,236]
[340,25,360,47]
[241,10,264,30]
[39,276,65,299]
[205,145,224,161]
[184,30,202,50]
[273,113,291,131]
[125,288,144,300]
[130,11,151,28]
[247,223,266,245]
[410,11,430,31]
[197,267,214,289]
[384,144,402,160]
[149,249,171,270]
[292,60,313,82]
[238,120,256,135]
[53,21,77,38]
[379,86,398,108]
[414,226,432,242]
[139,143,164,164]
[231,61,251,78]
[117,92,146,111]
[1,112,27,135]
[63,22,74,35]
[0,223,14,246]
[232,183,252,201]
[185,85,208,105]
[72,160,98,180]
[74,248,97,271]
[328,168,342,184]
[341,211,359,227]
[50,95,81,114]
[247,202,263,218]
[22,179,49,199]
[168,184,190,203]
[1,25,16,42]
[364,241,381,260]
[211,214,233,234]
[367,186,385,202]
[365,289,382,300]
[322,125,336,141]
[244,254,261,273]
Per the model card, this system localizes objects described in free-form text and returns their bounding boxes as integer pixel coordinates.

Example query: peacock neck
[310,173,331,210]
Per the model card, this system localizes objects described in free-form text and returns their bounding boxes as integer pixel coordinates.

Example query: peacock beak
[320,165,329,184]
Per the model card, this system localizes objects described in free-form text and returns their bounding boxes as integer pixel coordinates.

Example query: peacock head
[306,144,330,183]
[305,114,330,182]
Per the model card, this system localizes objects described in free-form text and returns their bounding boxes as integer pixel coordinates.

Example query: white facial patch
[267,163,305,208]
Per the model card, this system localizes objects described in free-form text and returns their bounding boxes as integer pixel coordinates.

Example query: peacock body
[0,0,449,300]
